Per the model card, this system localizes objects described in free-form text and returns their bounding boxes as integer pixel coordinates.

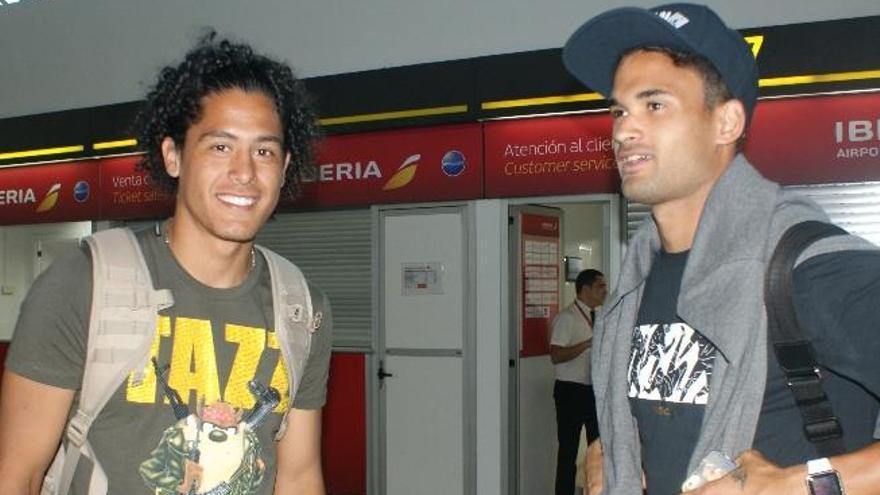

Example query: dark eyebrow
[635,88,671,99]
[197,130,283,144]
[256,136,284,145]
[610,88,672,107]
[198,130,237,142]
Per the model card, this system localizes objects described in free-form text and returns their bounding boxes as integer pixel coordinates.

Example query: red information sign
[519,213,560,357]
[484,113,619,198]
[3,93,878,228]
[284,123,483,208]
[98,156,174,220]
[745,92,880,184]
[0,161,100,225]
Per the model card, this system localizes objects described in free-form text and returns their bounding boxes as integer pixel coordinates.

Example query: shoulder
[794,247,880,295]
[253,245,331,329]
[792,246,880,344]
[28,242,93,299]
[791,246,880,396]
[14,241,93,319]
[767,192,831,242]
[6,241,93,388]
[552,306,576,327]
[306,282,330,313]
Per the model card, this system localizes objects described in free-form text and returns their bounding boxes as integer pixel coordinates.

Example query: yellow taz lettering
[125,317,290,411]
[168,317,221,405]
[267,331,291,412]
[126,316,172,403]
[224,324,266,408]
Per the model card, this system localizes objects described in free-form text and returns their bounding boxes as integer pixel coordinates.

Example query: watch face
[809,472,844,495]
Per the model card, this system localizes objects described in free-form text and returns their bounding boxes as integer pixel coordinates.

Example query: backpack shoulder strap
[765,220,847,457]
[44,228,173,495]
[254,245,320,440]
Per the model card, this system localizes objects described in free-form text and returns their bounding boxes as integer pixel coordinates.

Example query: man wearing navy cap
[563,4,880,495]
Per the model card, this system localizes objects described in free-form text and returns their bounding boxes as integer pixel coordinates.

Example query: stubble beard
[621,175,666,206]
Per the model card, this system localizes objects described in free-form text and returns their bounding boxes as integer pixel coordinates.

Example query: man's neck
[165,219,254,289]
[575,296,596,310]
[652,153,733,252]
[653,198,704,253]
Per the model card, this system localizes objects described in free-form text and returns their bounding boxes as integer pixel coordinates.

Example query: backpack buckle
[774,340,818,377]
[804,417,844,442]
[67,410,93,448]
[310,311,324,332]
[291,304,304,322]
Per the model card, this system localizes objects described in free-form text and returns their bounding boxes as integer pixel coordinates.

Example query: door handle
[378,360,394,382]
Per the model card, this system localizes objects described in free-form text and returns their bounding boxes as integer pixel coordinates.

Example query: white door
[377,206,472,495]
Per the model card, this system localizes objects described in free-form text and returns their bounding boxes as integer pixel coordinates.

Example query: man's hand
[685,450,802,495]
[584,439,603,495]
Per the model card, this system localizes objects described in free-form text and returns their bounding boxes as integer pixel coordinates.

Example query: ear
[715,99,747,146]
[161,137,182,178]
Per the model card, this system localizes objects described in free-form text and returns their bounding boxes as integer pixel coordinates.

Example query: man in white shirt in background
[550,269,608,495]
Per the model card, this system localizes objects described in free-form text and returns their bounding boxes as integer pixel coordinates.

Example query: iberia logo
[382,154,421,191]
[36,183,61,213]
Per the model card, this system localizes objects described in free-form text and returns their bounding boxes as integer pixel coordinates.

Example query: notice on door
[520,213,561,357]
[402,262,444,295]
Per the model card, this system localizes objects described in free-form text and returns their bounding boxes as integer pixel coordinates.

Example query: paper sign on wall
[402,262,444,295]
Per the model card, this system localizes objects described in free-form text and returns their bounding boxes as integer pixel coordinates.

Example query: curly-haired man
[0,33,332,495]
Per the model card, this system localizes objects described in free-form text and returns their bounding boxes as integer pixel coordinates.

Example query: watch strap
[807,457,834,475]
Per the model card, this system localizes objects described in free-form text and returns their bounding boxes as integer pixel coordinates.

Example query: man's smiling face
[163,88,289,245]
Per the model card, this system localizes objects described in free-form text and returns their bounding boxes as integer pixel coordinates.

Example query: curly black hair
[134,31,321,198]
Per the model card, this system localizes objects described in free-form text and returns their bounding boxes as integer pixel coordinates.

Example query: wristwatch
[806,458,845,495]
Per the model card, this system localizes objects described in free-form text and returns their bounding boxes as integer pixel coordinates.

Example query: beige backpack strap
[44,228,173,495]
[254,246,318,440]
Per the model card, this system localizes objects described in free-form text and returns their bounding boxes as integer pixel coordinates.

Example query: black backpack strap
[765,220,848,457]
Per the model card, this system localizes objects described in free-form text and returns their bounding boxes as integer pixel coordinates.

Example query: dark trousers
[554,380,598,495]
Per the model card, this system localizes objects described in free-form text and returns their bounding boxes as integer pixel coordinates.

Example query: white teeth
[619,154,650,165]
[218,194,256,206]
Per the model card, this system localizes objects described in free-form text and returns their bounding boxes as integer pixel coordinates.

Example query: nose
[229,150,256,185]
[613,114,641,149]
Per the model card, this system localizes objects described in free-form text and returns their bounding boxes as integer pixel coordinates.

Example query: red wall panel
[321,352,368,495]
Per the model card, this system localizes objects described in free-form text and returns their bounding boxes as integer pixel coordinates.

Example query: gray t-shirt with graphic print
[6,226,332,495]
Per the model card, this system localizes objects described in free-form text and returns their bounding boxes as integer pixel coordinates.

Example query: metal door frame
[370,202,477,495]
[501,193,622,495]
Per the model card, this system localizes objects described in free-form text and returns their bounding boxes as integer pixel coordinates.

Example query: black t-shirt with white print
[628,249,715,495]
[629,249,880,495]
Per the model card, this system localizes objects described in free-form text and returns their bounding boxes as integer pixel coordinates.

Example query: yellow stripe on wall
[0,145,84,161]
[320,105,468,126]
[480,69,880,112]
[93,139,138,150]
[482,92,604,111]
[760,69,880,88]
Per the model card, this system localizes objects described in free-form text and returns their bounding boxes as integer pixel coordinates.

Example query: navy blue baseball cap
[562,3,759,116]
